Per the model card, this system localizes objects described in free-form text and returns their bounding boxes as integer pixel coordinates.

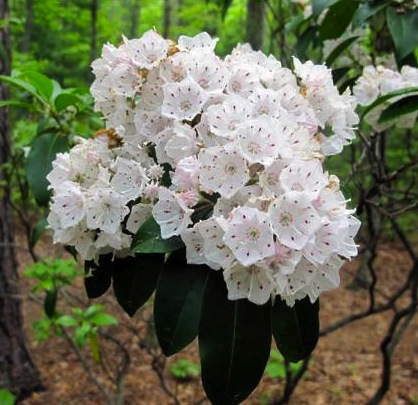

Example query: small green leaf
[55,315,78,327]
[131,216,184,254]
[25,132,69,206]
[378,95,418,123]
[154,249,209,356]
[319,0,360,41]
[325,36,359,66]
[44,289,57,318]
[21,71,55,103]
[54,92,83,112]
[0,74,43,104]
[352,0,390,28]
[112,253,165,317]
[90,313,118,326]
[0,389,16,405]
[0,100,35,110]
[272,297,320,363]
[361,86,418,120]
[199,271,272,405]
[387,7,418,60]
[30,218,48,247]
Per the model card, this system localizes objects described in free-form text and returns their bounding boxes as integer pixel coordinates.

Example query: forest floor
[17,231,418,405]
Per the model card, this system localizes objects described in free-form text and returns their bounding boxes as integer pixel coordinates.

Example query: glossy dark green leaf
[312,0,339,16]
[199,271,271,405]
[296,26,317,59]
[154,249,209,356]
[325,36,359,66]
[44,288,57,318]
[319,0,360,40]
[131,216,184,254]
[379,95,418,123]
[331,67,351,84]
[25,132,69,206]
[112,253,165,317]
[272,297,319,363]
[387,7,418,60]
[352,0,390,28]
[361,86,418,120]
[84,257,113,299]
[30,218,48,247]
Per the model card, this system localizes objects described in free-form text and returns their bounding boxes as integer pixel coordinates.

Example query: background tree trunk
[21,0,33,52]
[0,0,42,399]
[90,0,98,64]
[129,0,140,38]
[245,0,265,51]
[163,0,171,38]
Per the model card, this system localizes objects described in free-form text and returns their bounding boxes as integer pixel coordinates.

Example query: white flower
[178,32,219,52]
[198,143,249,198]
[171,156,200,191]
[224,207,275,266]
[152,188,193,239]
[85,188,130,234]
[269,191,321,250]
[162,76,208,120]
[126,203,152,234]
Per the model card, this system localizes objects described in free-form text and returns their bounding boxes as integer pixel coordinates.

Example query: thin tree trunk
[0,0,42,399]
[163,0,171,38]
[245,0,265,51]
[90,0,98,64]
[129,0,140,38]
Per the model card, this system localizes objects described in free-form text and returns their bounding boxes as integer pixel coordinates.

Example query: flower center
[279,212,293,227]
[224,163,237,175]
[246,227,260,242]
[180,100,192,111]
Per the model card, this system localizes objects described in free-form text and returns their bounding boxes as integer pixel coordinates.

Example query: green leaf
[387,7,418,60]
[154,249,209,356]
[90,313,118,326]
[325,36,359,66]
[21,71,55,103]
[112,253,165,317]
[378,95,418,123]
[44,289,57,318]
[54,92,83,112]
[131,216,184,254]
[84,258,113,299]
[352,0,390,28]
[296,26,317,59]
[55,315,78,327]
[272,297,320,363]
[199,271,271,405]
[361,86,418,120]
[30,218,48,247]
[332,67,351,84]
[0,100,35,110]
[88,334,101,363]
[25,132,69,206]
[0,389,16,405]
[312,0,340,16]
[319,0,360,40]
[0,74,44,104]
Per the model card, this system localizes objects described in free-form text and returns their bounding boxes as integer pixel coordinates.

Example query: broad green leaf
[387,7,418,60]
[361,86,418,120]
[352,0,390,28]
[55,315,78,327]
[332,67,351,84]
[44,289,57,318]
[25,132,69,206]
[0,389,16,405]
[319,0,360,40]
[54,92,83,112]
[199,271,271,405]
[84,259,112,299]
[131,216,184,254]
[0,74,44,105]
[296,26,317,59]
[112,253,165,317]
[0,100,35,110]
[378,95,418,123]
[21,71,55,103]
[30,218,48,247]
[312,0,340,16]
[325,36,359,66]
[272,297,320,363]
[91,313,118,326]
[154,249,209,356]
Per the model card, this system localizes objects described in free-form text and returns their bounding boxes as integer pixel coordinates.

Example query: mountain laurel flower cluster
[353,64,418,131]
[47,30,360,307]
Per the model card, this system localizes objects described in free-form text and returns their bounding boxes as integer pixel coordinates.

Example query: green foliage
[168,359,200,381]
[264,349,303,380]
[0,389,16,405]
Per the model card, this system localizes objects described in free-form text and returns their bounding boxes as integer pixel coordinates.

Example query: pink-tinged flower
[269,191,321,250]
[260,242,302,275]
[224,207,275,266]
[223,262,275,305]
[152,188,193,239]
